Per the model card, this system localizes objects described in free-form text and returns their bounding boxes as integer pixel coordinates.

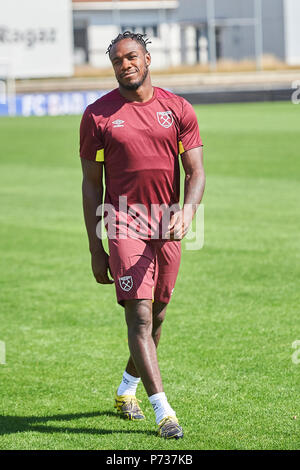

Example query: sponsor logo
[157,111,174,128]
[119,275,133,291]
[113,119,125,128]
[0,26,57,48]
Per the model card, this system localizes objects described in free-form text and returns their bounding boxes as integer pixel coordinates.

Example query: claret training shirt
[80,87,203,239]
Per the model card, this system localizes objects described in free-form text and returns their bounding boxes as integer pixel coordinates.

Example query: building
[72,0,300,69]
[178,0,300,67]
[72,0,180,69]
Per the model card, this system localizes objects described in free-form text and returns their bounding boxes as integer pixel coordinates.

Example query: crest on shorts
[119,275,133,292]
[157,111,174,128]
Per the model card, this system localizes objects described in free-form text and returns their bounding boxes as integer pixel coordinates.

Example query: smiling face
[109,38,151,91]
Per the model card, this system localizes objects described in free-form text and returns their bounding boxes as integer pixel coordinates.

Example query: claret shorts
[108,237,181,306]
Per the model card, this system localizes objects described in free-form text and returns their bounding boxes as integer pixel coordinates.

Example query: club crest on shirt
[119,275,133,292]
[157,111,174,128]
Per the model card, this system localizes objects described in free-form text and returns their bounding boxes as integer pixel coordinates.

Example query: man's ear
[145,52,151,67]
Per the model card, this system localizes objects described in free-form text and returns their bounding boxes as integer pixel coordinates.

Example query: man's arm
[166,146,205,240]
[81,158,113,284]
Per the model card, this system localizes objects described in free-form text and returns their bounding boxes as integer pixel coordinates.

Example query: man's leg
[123,298,182,438]
[124,299,164,396]
[115,301,167,418]
[125,301,167,379]
[114,300,167,420]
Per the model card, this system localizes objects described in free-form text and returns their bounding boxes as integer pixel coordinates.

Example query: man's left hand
[164,209,193,241]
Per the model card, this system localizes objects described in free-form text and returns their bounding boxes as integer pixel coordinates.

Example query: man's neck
[119,78,154,103]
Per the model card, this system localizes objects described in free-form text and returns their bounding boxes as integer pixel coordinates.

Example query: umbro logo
[113,119,125,128]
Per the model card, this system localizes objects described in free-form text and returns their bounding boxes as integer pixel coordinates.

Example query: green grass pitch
[0,101,299,450]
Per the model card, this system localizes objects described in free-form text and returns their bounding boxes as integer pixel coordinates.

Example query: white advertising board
[0,0,73,78]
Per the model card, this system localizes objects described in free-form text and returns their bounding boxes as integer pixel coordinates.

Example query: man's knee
[152,312,164,331]
[125,300,153,337]
[152,302,167,331]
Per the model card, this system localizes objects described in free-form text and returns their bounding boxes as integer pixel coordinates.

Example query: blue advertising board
[0,90,109,117]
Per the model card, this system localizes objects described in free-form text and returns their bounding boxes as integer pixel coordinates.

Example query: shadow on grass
[0,410,156,437]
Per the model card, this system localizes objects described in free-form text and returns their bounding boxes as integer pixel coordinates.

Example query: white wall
[0,0,73,78]
[88,25,118,68]
[284,0,300,65]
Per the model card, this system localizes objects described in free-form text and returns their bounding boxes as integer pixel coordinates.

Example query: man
[79,31,205,439]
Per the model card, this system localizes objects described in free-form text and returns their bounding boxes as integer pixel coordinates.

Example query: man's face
[110,39,151,90]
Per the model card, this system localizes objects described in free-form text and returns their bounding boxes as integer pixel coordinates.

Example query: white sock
[149,392,176,425]
[117,371,141,396]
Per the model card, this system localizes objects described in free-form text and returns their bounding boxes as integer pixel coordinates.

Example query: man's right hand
[91,250,114,284]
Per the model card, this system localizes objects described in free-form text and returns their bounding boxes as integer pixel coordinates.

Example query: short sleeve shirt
[80,87,203,239]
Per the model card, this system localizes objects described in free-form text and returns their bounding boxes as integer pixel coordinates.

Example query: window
[121,25,158,38]
[73,27,88,64]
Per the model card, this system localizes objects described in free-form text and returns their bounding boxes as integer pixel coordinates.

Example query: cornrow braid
[106,30,152,56]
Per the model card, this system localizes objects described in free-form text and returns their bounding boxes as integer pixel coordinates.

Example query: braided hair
[106,30,152,56]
